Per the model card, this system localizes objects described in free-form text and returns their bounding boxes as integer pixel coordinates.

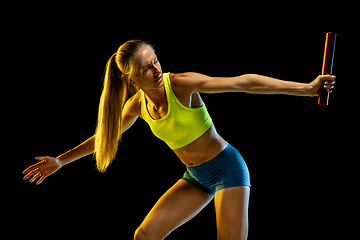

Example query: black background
[9,3,356,240]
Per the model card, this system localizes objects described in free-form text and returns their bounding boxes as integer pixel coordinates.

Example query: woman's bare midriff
[172,123,228,167]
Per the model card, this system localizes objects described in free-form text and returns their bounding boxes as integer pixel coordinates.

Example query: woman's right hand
[22,157,63,185]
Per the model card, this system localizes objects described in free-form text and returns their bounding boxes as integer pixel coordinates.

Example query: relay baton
[318,32,337,106]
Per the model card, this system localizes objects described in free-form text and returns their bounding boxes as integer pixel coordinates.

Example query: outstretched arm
[23,94,140,185]
[22,136,95,185]
[174,72,336,96]
[57,135,95,166]
[237,74,336,96]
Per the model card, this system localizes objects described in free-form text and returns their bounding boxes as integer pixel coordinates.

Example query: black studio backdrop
[13,5,354,240]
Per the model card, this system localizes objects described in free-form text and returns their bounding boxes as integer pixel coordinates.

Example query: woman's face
[131,45,163,90]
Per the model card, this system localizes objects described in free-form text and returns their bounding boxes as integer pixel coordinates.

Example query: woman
[23,40,335,240]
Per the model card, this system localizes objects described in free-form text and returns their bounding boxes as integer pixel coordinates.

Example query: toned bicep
[175,72,249,94]
[196,76,249,93]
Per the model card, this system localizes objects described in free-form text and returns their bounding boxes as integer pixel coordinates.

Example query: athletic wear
[182,144,251,196]
[140,72,212,149]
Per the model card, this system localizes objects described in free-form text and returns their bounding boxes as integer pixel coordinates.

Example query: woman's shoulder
[169,72,195,89]
[169,72,210,92]
[124,91,142,117]
[168,72,191,96]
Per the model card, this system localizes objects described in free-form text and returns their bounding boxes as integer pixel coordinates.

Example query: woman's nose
[152,62,161,73]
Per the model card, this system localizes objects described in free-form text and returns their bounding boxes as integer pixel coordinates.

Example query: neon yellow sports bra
[140,72,212,149]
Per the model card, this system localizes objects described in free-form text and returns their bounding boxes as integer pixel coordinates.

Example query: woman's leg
[214,186,250,240]
[134,179,213,240]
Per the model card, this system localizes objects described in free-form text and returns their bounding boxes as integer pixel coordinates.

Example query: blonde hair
[94,40,152,172]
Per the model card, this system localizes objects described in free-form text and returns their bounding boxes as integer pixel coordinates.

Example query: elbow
[239,74,257,93]
[240,74,281,94]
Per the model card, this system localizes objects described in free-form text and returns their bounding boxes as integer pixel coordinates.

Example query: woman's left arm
[239,74,336,96]
[175,72,335,96]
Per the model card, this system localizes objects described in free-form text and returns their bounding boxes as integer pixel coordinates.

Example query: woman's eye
[143,57,158,73]
[144,66,150,73]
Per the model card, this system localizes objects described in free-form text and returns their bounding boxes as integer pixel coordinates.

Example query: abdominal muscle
[172,122,228,167]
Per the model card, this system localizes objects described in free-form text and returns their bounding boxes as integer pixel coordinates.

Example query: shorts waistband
[186,143,235,171]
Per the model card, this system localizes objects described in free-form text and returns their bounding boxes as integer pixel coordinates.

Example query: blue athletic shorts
[181,144,251,196]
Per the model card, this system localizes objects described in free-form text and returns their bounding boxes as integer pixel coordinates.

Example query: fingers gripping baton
[318,32,337,106]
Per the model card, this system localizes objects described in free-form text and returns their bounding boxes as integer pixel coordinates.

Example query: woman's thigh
[135,179,213,240]
[214,186,250,240]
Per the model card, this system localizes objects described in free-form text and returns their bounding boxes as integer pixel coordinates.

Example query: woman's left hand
[308,75,336,96]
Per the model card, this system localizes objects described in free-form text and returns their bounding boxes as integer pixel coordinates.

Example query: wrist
[56,151,73,166]
[56,155,67,167]
[305,83,317,97]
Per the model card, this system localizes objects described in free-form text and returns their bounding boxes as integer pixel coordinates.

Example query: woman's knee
[134,226,160,240]
[134,227,146,240]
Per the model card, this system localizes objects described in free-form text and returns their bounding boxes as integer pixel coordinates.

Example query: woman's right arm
[57,135,95,166]
[22,136,95,185]
[48,92,141,168]
[23,93,141,185]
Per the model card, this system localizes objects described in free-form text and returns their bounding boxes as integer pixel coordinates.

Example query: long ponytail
[94,53,127,172]
[94,40,150,172]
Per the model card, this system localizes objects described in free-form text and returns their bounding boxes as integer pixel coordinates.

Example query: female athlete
[23,40,335,240]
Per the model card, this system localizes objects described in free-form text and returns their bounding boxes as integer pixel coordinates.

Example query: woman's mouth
[154,75,162,83]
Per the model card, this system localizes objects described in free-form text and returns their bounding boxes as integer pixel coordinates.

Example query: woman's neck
[142,86,166,109]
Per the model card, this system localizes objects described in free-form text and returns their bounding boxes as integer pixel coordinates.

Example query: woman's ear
[122,74,136,86]
[122,74,129,82]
